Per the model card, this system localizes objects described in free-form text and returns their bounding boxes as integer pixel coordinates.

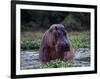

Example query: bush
[69,35,90,48]
[21,37,41,50]
[40,59,74,68]
[62,14,85,31]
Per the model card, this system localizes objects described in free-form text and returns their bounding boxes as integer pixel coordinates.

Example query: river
[20,48,90,70]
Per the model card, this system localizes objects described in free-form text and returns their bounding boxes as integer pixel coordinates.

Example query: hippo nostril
[57,42,69,50]
[59,45,65,49]
[64,43,70,51]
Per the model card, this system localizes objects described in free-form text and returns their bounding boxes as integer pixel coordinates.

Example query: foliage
[69,35,90,48]
[69,31,90,48]
[21,10,90,31]
[62,14,85,31]
[40,59,74,68]
[21,37,41,50]
[21,31,90,50]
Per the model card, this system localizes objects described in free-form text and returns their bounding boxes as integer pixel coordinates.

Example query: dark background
[21,9,90,32]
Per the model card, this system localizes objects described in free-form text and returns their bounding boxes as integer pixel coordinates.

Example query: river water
[20,48,90,70]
